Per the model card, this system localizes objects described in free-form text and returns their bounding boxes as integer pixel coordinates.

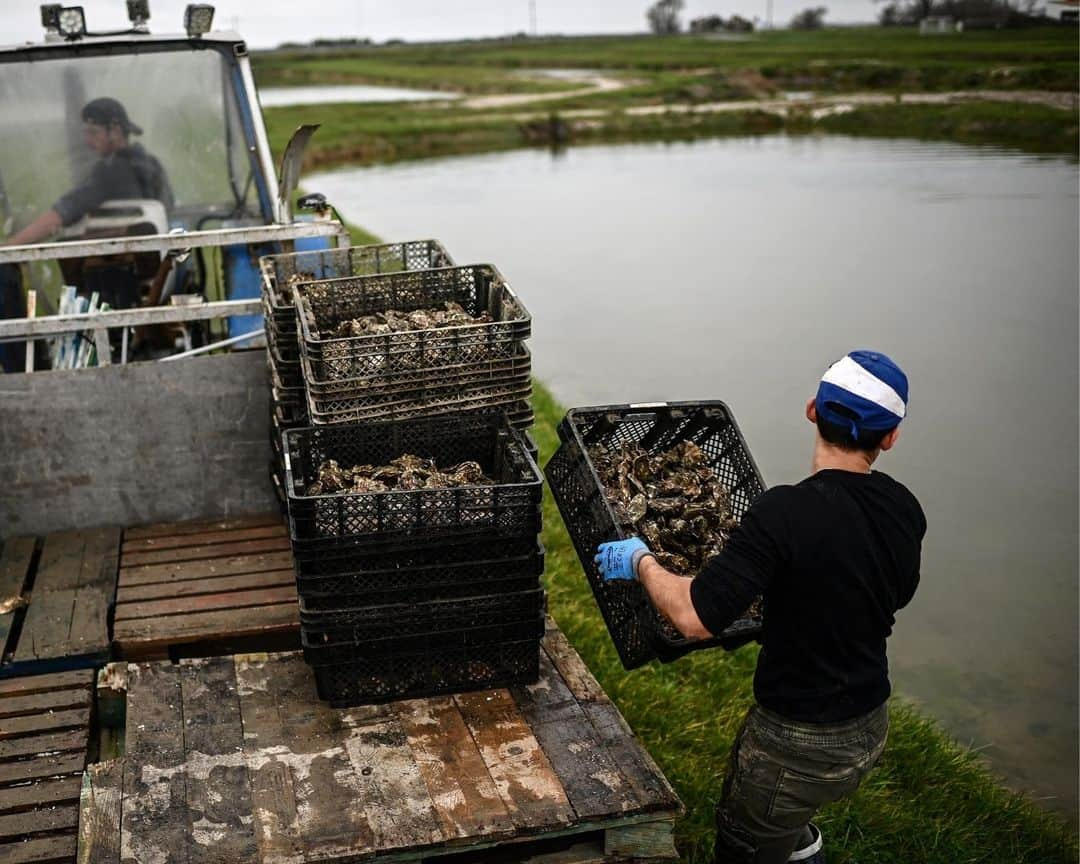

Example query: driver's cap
[82,97,143,136]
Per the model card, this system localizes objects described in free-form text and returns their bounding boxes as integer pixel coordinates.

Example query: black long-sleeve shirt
[53,144,174,226]
[689,468,926,723]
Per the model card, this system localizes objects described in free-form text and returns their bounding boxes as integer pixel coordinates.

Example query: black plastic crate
[293,264,530,381]
[308,635,541,707]
[261,240,454,309]
[302,613,545,664]
[297,542,544,608]
[302,342,532,396]
[291,530,540,579]
[544,402,766,670]
[284,413,542,544]
[260,241,454,353]
[299,586,545,635]
[306,376,533,427]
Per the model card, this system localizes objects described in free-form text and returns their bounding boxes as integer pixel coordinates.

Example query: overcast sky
[4,0,880,49]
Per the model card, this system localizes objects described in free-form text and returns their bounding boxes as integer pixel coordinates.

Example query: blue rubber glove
[595,538,653,581]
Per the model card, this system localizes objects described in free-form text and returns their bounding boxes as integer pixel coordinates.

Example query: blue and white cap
[815,350,908,440]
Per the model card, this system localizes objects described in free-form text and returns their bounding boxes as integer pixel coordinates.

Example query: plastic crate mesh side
[310,639,540,707]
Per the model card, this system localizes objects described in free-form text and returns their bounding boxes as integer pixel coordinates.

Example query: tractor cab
[0,3,342,368]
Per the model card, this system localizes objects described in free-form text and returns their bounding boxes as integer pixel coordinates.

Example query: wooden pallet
[0,669,94,864]
[78,620,682,863]
[113,513,300,661]
[0,529,120,679]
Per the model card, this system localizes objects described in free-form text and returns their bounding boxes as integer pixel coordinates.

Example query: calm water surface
[258,84,455,107]
[308,136,1079,822]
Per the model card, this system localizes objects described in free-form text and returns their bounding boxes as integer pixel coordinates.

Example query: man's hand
[595,538,654,582]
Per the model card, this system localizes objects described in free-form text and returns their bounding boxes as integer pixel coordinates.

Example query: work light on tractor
[184,4,215,37]
[126,0,151,31]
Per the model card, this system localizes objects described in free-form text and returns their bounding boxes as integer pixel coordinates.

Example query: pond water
[307,135,1080,823]
[258,84,455,107]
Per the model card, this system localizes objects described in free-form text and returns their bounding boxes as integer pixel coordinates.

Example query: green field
[256,27,1078,93]
[257,27,1078,168]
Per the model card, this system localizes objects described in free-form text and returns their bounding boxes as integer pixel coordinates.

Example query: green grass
[254,27,1079,94]
[528,381,1078,864]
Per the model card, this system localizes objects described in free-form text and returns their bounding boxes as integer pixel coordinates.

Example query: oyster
[325,301,494,340]
[305,453,495,495]
[589,439,762,626]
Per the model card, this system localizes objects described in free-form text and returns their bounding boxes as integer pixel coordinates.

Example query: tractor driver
[4,97,174,246]
[595,351,926,864]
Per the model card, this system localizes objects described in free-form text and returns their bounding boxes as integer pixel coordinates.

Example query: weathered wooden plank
[120,537,291,569]
[603,819,679,860]
[124,514,282,542]
[122,524,287,554]
[0,774,84,814]
[541,621,609,705]
[455,688,575,832]
[0,728,88,761]
[580,701,682,817]
[234,653,320,864]
[10,585,109,669]
[0,669,94,698]
[114,604,299,661]
[0,537,35,659]
[0,833,78,863]
[513,653,639,821]
[238,652,442,861]
[0,750,86,787]
[0,708,90,741]
[0,804,79,841]
[77,761,123,864]
[35,528,121,592]
[0,688,91,719]
[8,529,119,674]
[398,697,515,844]
[344,716,444,853]
[179,657,258,864]
[117,552,294,587]
[114,585,297,621]
[116,570,295,604]
[121,662,188,864]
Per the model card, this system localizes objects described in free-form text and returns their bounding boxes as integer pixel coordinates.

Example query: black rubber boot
[787,823,825,863]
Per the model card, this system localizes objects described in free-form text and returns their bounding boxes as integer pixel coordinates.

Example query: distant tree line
[877,0,1045,24]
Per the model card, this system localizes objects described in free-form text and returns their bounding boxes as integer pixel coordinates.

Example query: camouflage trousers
[714,702,889,864]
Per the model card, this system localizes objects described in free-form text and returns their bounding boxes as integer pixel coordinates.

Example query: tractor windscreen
[0,46,263,238]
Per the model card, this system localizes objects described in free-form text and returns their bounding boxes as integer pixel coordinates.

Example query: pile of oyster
[305,454,493,495]
[589,440,738,574]
[327,302,492,339]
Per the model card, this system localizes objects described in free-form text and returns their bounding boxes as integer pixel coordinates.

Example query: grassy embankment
[257,27,1079,165]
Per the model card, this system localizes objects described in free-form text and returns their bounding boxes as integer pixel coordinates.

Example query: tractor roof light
[57,6,87,40]
[184,4,215,37]
[126,0,151,31]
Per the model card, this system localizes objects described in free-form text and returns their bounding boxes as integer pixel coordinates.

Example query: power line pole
[766,0,773,28]
[529,0,538,35]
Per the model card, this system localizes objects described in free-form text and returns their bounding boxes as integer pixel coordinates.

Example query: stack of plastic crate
[290,263,535,454]
[282,413,545,706]
[261,241,456,509]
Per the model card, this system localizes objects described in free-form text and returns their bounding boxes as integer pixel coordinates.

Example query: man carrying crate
[595,351,926,864]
